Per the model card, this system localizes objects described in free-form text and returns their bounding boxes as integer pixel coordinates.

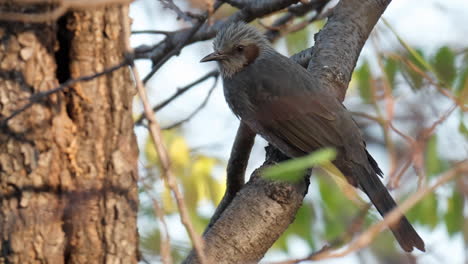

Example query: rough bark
[184,147,308,264]
[184,0,392,263]
[0,4,139,264]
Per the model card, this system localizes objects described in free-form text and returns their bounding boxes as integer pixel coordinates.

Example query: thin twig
[134,70,219,125]
[140,177,173,264]
[0,60,129,128]
[158,0,196,22]
[162,75,219,130]
[120,8,207,264]
[132,30,172,35]
[370,37,398,178]
[142,1,223,84]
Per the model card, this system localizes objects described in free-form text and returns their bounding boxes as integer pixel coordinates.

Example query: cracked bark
[0,4,139,264]
[184,0,392,263]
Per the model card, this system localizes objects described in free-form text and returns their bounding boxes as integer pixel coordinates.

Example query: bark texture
[184,147,308,264]
[185,0,392,263]
[0,4,139,264]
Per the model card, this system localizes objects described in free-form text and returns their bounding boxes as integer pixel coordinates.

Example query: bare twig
[140,177,173,264]
[370,37,398,178]
[132,30,172,35]
[0,60,129,128]
[134,70,219,126]
[264,0,330,42]
[142,1,224,84]
[158,0,197,23]
[162,74,219,130]
[393,55,466,111]
[120,8,207,264]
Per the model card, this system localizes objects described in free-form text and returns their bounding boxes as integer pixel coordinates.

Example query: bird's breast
[222,75,258,120]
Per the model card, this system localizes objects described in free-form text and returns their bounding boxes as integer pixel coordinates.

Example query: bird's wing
[252,94,348,154]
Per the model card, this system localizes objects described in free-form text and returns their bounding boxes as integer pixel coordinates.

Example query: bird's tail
[354,164,425,252]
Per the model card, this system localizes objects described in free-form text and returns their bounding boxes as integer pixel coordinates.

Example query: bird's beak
[200,52,227,62]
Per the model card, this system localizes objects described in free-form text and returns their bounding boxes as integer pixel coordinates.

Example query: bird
[200,22,425,252]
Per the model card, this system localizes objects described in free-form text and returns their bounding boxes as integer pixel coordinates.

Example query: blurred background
[129,0,468,263]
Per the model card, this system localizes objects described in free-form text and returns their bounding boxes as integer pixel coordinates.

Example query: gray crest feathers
[213,22,270,51]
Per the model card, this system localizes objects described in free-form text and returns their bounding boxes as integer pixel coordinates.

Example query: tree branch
[184,146,309,264]
[204,122,256,232]
[134,70,219,126]
[162,74,219,130]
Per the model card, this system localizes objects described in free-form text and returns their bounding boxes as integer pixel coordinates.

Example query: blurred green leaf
[318,175,359,241]
[432,46,456,86]
[355,61,373,103]
[285,25,309,55]
[456,63,468,97]
[370,230,398,257]
[263,148,336,182]
[272,204,316,252]
[425,134,445,177]
[140,228,187,262]
[409,49,428,72]
[407,192,439,229]
[459,120,468,139]
[140,228,162,255]
[384,57,398,88]
[445,190,464,236]
[400,49,425,90]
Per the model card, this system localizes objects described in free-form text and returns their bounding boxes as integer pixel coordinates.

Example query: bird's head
[200,22,271,78]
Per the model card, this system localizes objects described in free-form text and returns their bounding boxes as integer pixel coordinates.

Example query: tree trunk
[0,4,139,264]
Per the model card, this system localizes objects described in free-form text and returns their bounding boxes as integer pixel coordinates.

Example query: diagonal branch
[162,74,219,130]
[158,0,197,23]
[134,70,219,126]
[141,1,224,84]
[121,8,208,263]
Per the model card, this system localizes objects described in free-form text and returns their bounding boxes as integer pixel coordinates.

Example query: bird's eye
[236,45,244,52]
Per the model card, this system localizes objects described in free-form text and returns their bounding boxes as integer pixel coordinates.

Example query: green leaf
[272,204,316,252]
[425,134,445,177]
[432,46,456,86]
[459,120,468,139]
[455,63,468,96]
[355,61,373,103]
[401,66,423,90]
[409,48,429,72]
[263,148,336,182]
[285,25,309,55]
[384,57,398,88]
[407,193,438,229]
[445,190,464,236]
[318,175,358,241]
